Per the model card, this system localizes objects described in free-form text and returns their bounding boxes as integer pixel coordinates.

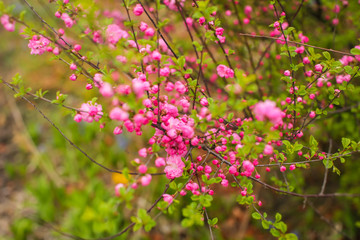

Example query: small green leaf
[322,51,331,60]
[285,233,298,240]
[342,138,351,149]
[275,213,282,222]
[261,220,270,229]
[323,159,333,169]
[350,48,360,55]
[270,228,281,237]
[252,212,261,220]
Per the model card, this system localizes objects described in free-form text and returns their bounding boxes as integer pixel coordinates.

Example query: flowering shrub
[1,0,360,239]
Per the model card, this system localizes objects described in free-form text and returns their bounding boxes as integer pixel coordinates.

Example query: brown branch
[248,176,360,198]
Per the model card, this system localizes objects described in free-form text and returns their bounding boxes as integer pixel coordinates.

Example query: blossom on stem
[80,102,103,123]
[28,35,50,55]
[1,14,15,32]
[253,100,283,126]
[164,155,185,179]
[216,65,234,79]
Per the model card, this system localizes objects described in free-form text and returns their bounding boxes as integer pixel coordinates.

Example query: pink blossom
[315,64,323,72]
[116,84,131,95]
[113,126,123,135]
[70,63,77,70]
[116,55,127,63]
[73,44,81,51]
[280,166,286,172]
[80,102,103,123]
[28,35,50,55]
[216,64,234,79]
[94,73,104,87]
[99,82,114,97]
[263,145,274,155]
[74,114,82,122]
[133,4,144,16]
[303,57,310,64]
[61,13,75,28]
[69,74,77,81]
[339,56,354,65]
[141,174,152,186]
[165,82,174,91]
[164,0,184,10]
[162,194,173,204]
[155,157,166,167]
[58,28,65,35]
[164,155,185,179]
[221,179,229,187]
[200,98,208,106]
[244,5,252,16]
[160,66,170,77]
[132,78,150,97]
[174,81,187,94]
[229,166,237,174]
[186,17,193,26]
[138,148,147,157]
[253,100,283,125]
[215,27,224,36]
[138,164,147,174]
[309,111,316,118]
[151,50,162,61]
[1,14,15,32]
[109,107,129,121]
[198,16,205,25]
[242,160,255,177]
[145,27,155,37]
[295,46,305,54]
[106,24,128,45]
[92,31,103,44]
[289,164,296,171]
[139,21,148,32]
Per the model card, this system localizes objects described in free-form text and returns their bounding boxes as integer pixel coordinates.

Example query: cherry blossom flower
[80,102,103,123]
[164,155,185,179]
[253,100,283,126]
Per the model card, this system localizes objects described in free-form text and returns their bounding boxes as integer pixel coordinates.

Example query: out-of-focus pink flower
[162,194,173,204]
[216,64,234,79]
[106,24,128,45]
[1,14,15,32]
[133,4,144,16]
[253,100,283,126]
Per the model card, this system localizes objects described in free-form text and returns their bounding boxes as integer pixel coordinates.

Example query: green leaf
[323,51,331,60]
[252,212,261,220]
[355,221,360,228]
[275,213,282,222]
[342,138,351,149]
[261,220,270,229]
[323,159,333,169]
[227,112,234,121]
[350,48,360,55]
[293,142,303,151]
[277,221,288,233]
[285,233,299,240]
[270,228,281,237]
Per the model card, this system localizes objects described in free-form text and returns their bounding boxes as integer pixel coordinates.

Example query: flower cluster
[1,14,15,32]
[253,100,283,126]
[27,35,51,55]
